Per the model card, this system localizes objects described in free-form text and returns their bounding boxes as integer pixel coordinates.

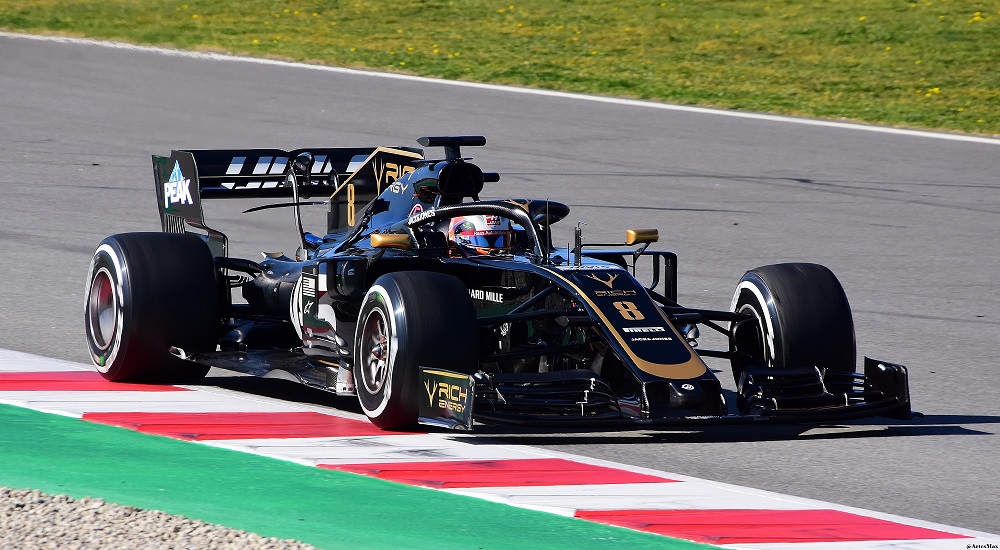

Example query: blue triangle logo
[168,161,184,184]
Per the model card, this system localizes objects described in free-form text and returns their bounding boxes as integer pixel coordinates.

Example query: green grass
[0,405,714,550]
[2,0,998,135]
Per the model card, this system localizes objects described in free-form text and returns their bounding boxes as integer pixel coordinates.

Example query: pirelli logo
[621,326,667,333]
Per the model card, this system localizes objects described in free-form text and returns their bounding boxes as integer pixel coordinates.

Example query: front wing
[421,357,911,430]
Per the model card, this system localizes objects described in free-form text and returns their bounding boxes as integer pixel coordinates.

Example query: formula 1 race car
[84,136,911,430]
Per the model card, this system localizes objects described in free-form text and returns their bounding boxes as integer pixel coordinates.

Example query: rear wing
[152,146,424,256]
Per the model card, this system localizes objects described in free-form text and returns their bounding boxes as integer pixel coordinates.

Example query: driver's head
[448,215,514,255]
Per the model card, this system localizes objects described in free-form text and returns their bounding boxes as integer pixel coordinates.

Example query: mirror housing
[311,258,367,300]
[370,233,412,250]
[331,258,366,298]
[626,229,659,245]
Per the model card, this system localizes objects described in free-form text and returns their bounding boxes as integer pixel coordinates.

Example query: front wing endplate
[418,368,475,431]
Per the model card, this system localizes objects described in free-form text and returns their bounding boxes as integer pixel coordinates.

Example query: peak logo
[163,161,193,208]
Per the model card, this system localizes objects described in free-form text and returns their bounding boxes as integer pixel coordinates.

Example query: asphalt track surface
[1,33,998,534]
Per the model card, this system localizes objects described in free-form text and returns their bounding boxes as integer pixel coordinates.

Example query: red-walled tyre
[84,232,219,383]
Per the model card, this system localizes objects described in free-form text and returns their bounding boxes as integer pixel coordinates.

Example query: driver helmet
[449,215,515,255]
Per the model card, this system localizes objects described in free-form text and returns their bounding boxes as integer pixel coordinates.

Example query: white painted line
[2,31,998,146]
[0,398,84,419]
[448,482,808,511]
[179,383,374,422]
[0,350,89,372]
[0,390,302,414]
[206,434,544,466]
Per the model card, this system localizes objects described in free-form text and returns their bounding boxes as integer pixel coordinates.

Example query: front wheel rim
[360,308,390,394]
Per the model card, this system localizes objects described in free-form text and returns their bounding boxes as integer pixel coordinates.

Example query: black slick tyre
[354,271,477,430]
[84,232,219,383]
[729,263,856,384]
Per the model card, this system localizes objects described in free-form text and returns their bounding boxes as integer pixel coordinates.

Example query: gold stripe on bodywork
[422,369,471,380]
[541,268,708,380]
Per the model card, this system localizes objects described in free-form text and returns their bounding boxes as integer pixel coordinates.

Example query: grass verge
[1,0,997,135]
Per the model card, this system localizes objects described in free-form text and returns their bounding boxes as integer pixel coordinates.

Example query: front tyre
[729,263,856,384]
[354,271,477,430]
[84,232,219,382]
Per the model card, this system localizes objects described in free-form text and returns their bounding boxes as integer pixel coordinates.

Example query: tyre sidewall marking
[732,279,779,368]
[86,243,127,373]
[289,274,304,341]
[357,284,399,418]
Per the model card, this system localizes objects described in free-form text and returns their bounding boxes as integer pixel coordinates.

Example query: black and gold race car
[84,136,911,430]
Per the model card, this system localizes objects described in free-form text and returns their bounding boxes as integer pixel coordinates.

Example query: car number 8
[613,301,644,321]
[347,184,356,226]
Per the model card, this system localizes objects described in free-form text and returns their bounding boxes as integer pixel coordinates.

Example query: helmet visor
[458,229,513,249]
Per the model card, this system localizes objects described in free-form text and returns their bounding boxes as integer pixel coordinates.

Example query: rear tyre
[354,271,477,430]
[729,263,855,385]
[84,232,219,383]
